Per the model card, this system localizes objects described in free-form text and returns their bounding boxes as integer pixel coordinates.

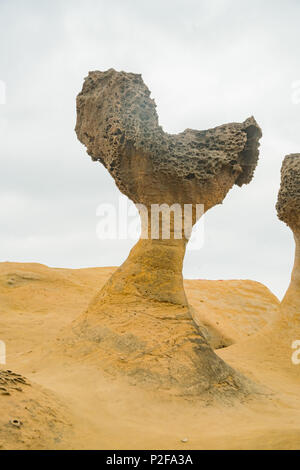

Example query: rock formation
[74,69,262,398]
[276,154,300,329]
[219,154,300,379]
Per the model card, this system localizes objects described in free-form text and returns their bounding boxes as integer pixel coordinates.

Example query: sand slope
[0,262,299,450]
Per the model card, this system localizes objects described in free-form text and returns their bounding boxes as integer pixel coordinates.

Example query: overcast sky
[0,0,299,299]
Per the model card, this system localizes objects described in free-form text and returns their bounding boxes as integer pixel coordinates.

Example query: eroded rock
[74,69,262,399]
[277,154,300,325]
[76,69,261,208]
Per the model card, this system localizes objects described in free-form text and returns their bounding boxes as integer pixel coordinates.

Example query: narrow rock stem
[97,209,190,305]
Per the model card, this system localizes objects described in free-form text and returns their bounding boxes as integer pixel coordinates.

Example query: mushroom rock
[74,69,262,398]
[276,154,300,330]
[217,155,300,381]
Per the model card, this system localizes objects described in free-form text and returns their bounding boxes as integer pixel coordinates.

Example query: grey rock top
[75,69,262,204]
[277,154,300,231]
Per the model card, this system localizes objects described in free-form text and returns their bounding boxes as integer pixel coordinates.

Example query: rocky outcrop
[219,155,300,379]
[0,369,72,449]
[76,69,261,208]
[74,69,262,399]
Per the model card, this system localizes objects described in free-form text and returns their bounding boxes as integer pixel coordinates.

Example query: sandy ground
[0,262,299,450]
